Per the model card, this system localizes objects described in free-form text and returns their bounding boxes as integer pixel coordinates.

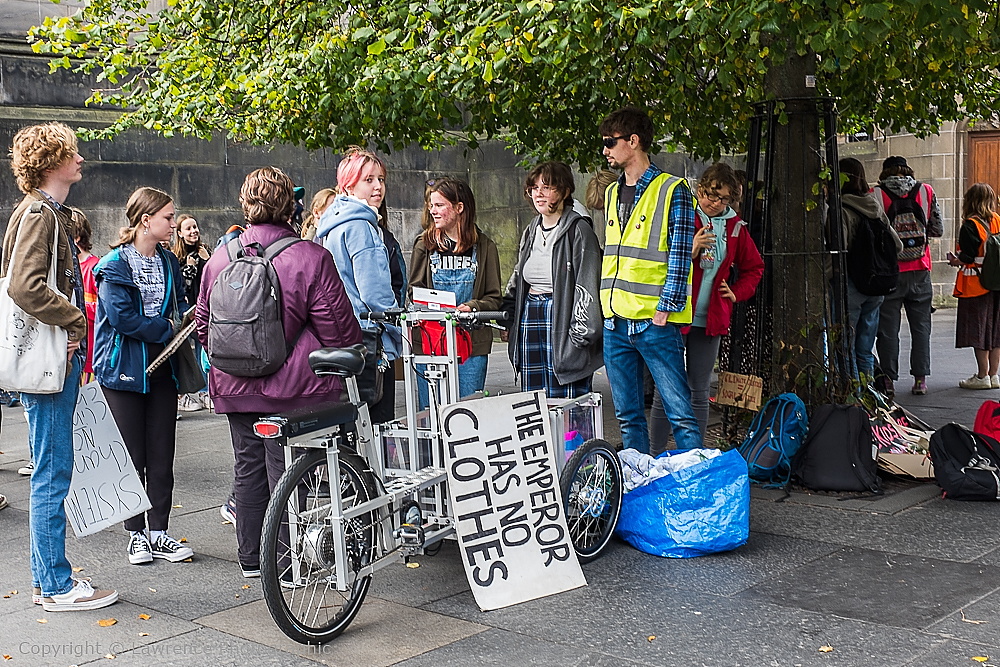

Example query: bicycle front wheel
[560,438,623,563]
[261,449,378,644]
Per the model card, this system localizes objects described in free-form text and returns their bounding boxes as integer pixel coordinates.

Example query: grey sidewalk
[1,307,999,667]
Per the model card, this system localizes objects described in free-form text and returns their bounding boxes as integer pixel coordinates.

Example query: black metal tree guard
[720,96,854,443]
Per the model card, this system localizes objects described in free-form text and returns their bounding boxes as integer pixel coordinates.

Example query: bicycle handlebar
[359,309,509,323]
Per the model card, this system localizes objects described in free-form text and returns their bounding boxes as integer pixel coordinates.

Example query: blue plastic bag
[615,449,750,558]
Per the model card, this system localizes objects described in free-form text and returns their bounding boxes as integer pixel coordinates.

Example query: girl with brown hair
[93,186,194,565]
[409,177,503,404]
[949,182,1000,389]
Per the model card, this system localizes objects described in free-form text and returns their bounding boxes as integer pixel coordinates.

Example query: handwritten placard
[65,382,151,537]
[441,391,586,611]
[716,372,764,411]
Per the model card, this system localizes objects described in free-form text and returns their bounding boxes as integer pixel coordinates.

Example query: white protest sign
[65,382,151,537]
[441,391,586,611]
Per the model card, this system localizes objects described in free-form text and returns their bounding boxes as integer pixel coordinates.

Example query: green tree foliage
[29,0,1000,168]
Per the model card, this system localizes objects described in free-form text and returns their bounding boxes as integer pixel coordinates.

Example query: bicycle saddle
[308,344,367,377]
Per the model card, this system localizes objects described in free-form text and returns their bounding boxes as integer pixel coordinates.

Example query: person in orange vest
[948,183,1000,389]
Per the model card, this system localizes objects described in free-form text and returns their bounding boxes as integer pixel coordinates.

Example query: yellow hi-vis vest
[601,173,694,322]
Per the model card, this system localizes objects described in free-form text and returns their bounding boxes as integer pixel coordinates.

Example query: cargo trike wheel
[261,449,378,644]
[559,438,622,563]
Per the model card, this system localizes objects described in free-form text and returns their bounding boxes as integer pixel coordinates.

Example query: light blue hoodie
[316,195,401,359]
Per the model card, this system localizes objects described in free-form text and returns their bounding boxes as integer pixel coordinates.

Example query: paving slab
[736,546,1000,630]
[0,600,198,667]
[198,596,487,667]
[903,638,1000,667]
[580,532,839,597]
[63,527,262,621]
[74,627,321,667]
[393,628,646,667]
[367,540,473,608]
[925,586,1000,648]
[421,585,946,667]
[750,498,1000,562]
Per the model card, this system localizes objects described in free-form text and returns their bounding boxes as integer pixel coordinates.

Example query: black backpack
[207,236,301,377]
[972,217,1000,292]
[793,405,881,493]
[882,183,928,263]
[844,200,899,296]
[929,423,1000,500]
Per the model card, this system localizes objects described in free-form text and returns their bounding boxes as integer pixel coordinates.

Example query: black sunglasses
[601,135,629,149]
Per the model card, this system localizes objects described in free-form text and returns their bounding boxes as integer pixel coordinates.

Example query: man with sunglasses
[598,106,700,454]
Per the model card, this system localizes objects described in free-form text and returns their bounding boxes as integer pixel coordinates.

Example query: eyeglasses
[601,135,629,149]
[700,190,733,206]
[527,184,556,195]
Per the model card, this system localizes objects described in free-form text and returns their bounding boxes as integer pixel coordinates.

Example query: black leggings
[103,375,178,532]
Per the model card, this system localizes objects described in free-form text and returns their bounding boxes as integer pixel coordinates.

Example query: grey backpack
[207,236,300,377]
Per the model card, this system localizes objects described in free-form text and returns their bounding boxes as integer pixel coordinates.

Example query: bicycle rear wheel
[261,449,378,644]
[559,438,622,563]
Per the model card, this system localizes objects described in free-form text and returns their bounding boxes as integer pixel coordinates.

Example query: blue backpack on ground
[738,392,809,487]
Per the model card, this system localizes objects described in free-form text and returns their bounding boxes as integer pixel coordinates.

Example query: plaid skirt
[519,293,592,398]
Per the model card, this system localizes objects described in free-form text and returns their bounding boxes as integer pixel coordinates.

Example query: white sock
[150,530,166,543]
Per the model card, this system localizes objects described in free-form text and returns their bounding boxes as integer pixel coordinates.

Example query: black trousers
[103,375,178,533]
[227,412,286,568]
[369,376,396,424]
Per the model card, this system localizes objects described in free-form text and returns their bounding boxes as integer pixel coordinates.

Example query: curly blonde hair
[10,122,79,194]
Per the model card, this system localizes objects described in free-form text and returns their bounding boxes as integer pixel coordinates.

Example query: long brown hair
[963,182,997,223]
[111,187,173,249]
[423,177,478,253]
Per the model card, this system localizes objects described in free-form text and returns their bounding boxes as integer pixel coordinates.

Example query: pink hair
[336,146,386,195]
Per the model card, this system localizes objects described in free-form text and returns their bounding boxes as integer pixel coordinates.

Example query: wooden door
[968,131,1000,192]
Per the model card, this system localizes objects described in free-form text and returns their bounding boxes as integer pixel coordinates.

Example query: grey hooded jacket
[504,207,604,385]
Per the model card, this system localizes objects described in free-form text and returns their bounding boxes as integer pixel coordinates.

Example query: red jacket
[195,222,362,414]
[688,213,764,337]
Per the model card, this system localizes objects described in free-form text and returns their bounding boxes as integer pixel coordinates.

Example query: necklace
[539,224,557,245]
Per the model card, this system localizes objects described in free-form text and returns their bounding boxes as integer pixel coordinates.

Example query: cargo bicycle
[253,308,623,644]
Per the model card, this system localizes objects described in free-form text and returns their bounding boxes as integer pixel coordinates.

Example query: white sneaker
[199,391,214,411]
[128,531,153,564]
[178,393,203,412]
[42,579,118,612]
[17,462,33,476]
[992,375,1000,389]
[0,494,7,511]
[151,533,194,562]
[959,374,993,390]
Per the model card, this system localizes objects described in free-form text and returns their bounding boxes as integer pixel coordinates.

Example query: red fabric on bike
[415,321,473,364]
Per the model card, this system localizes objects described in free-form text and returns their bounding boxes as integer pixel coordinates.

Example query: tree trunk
[763,48,831,400]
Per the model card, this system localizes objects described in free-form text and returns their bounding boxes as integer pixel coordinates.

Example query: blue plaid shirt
[604,163,696,334]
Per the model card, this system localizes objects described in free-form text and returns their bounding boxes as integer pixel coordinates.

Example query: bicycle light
[254,419,284,439]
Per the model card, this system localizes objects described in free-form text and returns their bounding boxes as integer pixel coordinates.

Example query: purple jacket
[195,222,362,414]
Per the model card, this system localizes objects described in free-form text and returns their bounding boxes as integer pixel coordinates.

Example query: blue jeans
[417,354,489,410]
[846,279,883,379]
[22,355,82,597]
[604,318,700,453]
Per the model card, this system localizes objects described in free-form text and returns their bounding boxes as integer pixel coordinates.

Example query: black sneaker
[151,533,194,562]
[128,532,153,565]
[241,563,261,578]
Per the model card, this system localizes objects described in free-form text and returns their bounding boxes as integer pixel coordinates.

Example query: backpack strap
[263,236,302,259]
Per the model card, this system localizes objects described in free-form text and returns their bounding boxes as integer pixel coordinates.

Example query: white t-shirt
[521,225,556,294]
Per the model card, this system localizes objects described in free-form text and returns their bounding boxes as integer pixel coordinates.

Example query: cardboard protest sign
[716,372,763,411]
[441,391,586,611]
[65,382,151,537]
